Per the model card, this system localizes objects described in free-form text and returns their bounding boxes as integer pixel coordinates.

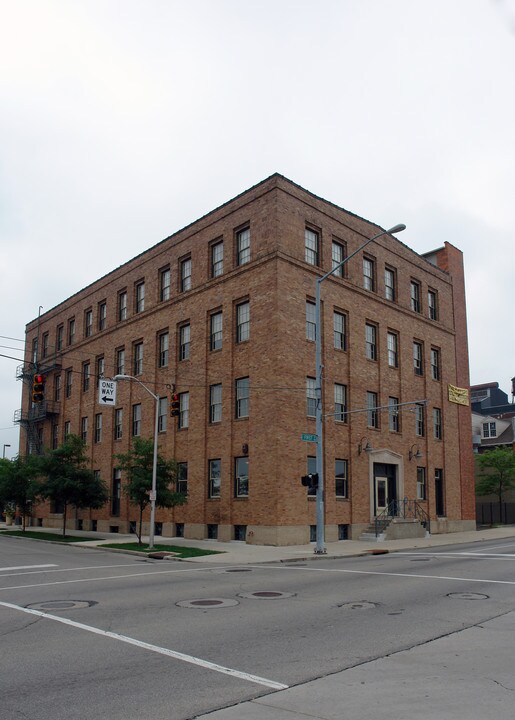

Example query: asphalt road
[1,535,514,719]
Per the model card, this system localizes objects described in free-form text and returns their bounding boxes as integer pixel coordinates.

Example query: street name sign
[98,379,117,406]
[301,433,318,442]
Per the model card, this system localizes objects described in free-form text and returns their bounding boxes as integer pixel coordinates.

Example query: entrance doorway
[373,463,397,516]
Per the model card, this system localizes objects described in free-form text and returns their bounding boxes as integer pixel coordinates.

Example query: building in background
[15,174,476,544]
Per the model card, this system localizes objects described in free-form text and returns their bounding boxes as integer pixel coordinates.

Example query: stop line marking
[0,599,288,690]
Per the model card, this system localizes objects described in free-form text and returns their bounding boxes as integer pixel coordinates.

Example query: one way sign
[98,379,117,406]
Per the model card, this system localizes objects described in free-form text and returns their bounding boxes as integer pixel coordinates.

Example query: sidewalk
[3,523,515,563]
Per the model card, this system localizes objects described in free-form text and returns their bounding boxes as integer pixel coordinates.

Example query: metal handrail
[375,497,431,536]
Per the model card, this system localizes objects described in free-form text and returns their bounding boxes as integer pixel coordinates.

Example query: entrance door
[375,477,388,513]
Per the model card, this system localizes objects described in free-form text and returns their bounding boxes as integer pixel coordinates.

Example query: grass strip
[100,542,224,558]
[0,530,101,543]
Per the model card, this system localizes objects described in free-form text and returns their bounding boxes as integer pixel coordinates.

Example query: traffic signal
[170,393,180,418]
[32,374,45,404]
[301,473,319,490]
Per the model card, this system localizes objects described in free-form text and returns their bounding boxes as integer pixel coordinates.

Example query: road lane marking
[247,564,515,586]
[0,565,243,591]
[0,600,288,690]
[0,562,149,578]
[0,564,57,572]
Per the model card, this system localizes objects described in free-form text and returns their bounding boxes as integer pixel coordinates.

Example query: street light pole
[113,374,160,550]
[3,444,11,459]
[314,223,406,554]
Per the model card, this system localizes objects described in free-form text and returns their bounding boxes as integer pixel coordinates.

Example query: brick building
[16,174,476,544]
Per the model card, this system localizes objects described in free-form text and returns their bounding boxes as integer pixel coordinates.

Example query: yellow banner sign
[448,384,469,406]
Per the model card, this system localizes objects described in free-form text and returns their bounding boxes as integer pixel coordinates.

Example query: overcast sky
[1,0,514,458]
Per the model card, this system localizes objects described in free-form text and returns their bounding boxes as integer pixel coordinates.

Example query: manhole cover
[238,591,295,600]
[176,598,239,609]
[338,601,379,610]
[26,600,96,611]
[447,592,489,600]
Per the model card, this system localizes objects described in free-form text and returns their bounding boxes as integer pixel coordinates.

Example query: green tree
[115,438,187,545]
[0,455,42,530]
[38,435,108,537]
[476,447,515,522]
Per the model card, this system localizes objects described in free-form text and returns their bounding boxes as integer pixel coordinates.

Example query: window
[180,257,192,292]
[32,337,38,363]
[234,457,249,497]
[332,240,345,276]
[65,369,73,398]
[56,325,63,351]
[483,421,496,438]
[114,408,123,440]
[236,301,250,343]
[179,392,189,429]
[387,332,398,368]
[305,227,319,266]
[135,281,145,313]
[428,290,438,320]
[430,348,440,380]
[118,291,128,321]
[210,312,222,351]
[85,309,93,337]
[363,257,375,291]
[433,407,442,439]
[54,375,61,402]
[177,462,188,494]
[367,391,379,429]
[417,467,426,500]
[210,384,222,423]
[410,281,421,313]
[179,324,190,360]
[94,413,102,443]
[335,459,349,498]
[160,268,171,302]
[42,333,49,359]
[116,348,125,376]
[158,397,168,432]
[413,341,423,376]
[112,469,121,516]
[158,332,169,368]
[208,459,221,498]
[81,416,88,442]
[306,301,316,341]
[68,318,75,345]
[236,377,249,418]
[64,421,71,437]
[133,342,143,376]
[98,301,107,331]
[334,383,347,422]
[334,311,346,351]
[388,397,400,432]
[415,403,425,437]
[96,356,104,387]
[132,404,141,436]
[236,227,250,266]
[52,424,59,450]
[365,323,377,361]
[384,267,396,301]
[211,240,223,278]
[83,362,90,392]
[306,377,317,417]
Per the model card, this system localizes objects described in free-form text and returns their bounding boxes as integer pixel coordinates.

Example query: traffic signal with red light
[32,374,45,404]
[170,393,180,418]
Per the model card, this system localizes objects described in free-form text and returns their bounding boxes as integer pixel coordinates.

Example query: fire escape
[14,354,62,455]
